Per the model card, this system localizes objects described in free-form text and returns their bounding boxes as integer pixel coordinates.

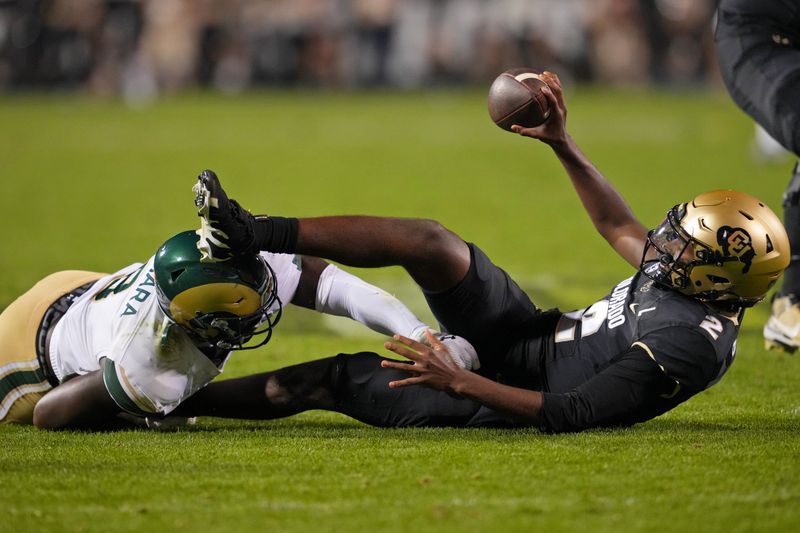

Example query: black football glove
[193,169,258,262]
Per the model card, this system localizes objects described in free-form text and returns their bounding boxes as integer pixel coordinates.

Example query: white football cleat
[763,294,800,353]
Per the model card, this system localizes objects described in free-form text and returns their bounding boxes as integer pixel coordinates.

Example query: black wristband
[253,217,299,254]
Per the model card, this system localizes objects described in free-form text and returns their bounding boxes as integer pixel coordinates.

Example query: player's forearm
[551,135,644,240]
[450,370,543,423]
[33,368,122,430]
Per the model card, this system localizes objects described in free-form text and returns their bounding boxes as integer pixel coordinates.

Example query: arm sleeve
[634,327,722,392]
[315,264,428,338]
[540,345,694,433]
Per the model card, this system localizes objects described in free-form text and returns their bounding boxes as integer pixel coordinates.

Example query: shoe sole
[764,338,798,354]
[192,180,229,263]
[763,319,799,353]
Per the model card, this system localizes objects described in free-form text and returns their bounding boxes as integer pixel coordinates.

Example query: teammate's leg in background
[715,0,800,351]
[764,164,800,352]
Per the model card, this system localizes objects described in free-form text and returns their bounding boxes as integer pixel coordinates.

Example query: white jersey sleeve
[261,251,302,308]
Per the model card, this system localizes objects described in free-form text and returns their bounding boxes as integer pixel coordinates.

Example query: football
[487,69,551,131]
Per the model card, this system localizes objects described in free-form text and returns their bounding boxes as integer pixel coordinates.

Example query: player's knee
[329,352,387,400]
[266,357,341,409]
[413,219,462,256]
[404,219,470,279]
[32,396,60,430]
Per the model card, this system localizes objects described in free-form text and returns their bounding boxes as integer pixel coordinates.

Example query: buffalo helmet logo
[717,226,756,273]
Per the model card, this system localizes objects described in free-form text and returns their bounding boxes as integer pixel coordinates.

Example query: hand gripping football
[487,68,551,131]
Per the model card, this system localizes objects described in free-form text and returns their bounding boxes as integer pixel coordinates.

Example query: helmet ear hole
[707,274,729,284]
[171,269,185,282]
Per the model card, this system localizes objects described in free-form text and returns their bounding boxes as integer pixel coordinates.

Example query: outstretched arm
[512,72,649,268]
[32,360,142,430]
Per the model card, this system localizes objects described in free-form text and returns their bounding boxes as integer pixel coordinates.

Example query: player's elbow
[32,394,66,430]
[540,392,597,433]
[33,389,89,430]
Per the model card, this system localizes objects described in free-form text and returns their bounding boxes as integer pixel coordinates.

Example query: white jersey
[49,252,302,416]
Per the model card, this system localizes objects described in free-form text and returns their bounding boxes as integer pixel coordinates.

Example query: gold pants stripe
[0,270,104,424]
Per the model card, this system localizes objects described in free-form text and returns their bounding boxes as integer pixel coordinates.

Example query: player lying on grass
[2,207,475,429]
[177,71,791,433]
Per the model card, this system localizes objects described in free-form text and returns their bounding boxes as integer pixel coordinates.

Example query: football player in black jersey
[179,72,790,433]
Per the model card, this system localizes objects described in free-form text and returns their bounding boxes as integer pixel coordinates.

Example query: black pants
[423,243,559,381]
[331,243,560,429]
[185,244,560,428]
[715,0,800,155]
[716,1,800,294]
[330,352,522,428]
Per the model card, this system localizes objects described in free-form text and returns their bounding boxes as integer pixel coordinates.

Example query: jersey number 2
[554,300,609,343]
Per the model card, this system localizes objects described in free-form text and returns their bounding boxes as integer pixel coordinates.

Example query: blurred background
[1,0,720,99]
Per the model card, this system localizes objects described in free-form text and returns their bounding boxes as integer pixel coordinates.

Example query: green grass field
[1,88,798,532]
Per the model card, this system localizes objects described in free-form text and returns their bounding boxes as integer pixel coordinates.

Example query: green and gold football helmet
[154,231,281,350]
[640,190,790,308]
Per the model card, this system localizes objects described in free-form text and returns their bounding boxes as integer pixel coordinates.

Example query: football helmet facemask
[154,231,281,350]
[640,190,790,308]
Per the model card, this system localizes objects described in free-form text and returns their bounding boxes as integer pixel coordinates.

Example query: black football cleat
[193,169,256,262]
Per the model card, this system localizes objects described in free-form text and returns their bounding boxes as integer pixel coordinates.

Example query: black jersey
[534,273,744,432]
[423,243,745,432]
[544,273,741,395]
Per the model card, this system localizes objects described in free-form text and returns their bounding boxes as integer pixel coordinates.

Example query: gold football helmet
[641,190,790,307]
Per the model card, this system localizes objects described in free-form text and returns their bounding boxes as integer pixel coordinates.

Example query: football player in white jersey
[1,197,477,429]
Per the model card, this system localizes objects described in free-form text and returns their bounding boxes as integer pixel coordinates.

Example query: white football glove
[411,328,481,370]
